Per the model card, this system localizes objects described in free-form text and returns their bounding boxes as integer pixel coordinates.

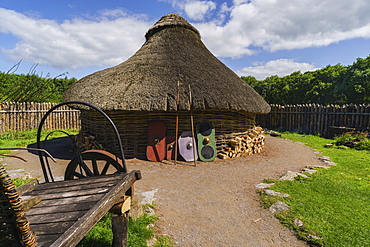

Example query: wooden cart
[0,101,141,247]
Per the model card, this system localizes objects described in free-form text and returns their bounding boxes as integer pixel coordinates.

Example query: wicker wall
[80,110,256,158]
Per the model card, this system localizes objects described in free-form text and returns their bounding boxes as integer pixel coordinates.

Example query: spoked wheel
[64,150,126,180]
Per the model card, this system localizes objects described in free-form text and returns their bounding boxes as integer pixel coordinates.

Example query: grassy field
[260,133,370,246]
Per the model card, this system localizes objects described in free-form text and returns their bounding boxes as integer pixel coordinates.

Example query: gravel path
[3,136,324,246]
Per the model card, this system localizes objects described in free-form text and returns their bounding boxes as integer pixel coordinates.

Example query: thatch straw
[64,13,270,114]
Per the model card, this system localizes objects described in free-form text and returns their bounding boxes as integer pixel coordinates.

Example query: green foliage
[0,69,77,103]
[260,133,370,246]
[243,54,370,105]
[333,131,370,151]
[127,215,157,247]
[77,214,113,247]
[13,178,34,187]
[153,236,174,247]
[77,214,159,247]
[354,139,370,150]
[77,208,173,247]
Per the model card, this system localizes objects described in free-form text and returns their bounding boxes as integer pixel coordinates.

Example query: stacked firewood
[217,126,265,159]
[74,132,104,151]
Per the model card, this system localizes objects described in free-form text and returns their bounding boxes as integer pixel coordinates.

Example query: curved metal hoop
[36,101,127,183]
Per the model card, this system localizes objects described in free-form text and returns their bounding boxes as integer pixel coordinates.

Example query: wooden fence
[256,104,370,138]
[0,102,80,133]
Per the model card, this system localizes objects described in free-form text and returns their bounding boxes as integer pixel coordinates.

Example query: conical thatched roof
[64,13,270,114]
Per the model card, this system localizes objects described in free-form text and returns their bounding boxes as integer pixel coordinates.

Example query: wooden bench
[1,165,141,247]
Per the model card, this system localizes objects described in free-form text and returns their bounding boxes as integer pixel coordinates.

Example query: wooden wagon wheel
[64,150,126,180]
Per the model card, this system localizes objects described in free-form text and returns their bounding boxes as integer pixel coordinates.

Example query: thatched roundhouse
[64,13,270,159]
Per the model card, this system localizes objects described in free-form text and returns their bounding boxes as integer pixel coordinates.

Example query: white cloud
[0,8,150,70]
[162,0,217,21]
[1,0,370,72]
[236,59,318,80]
[184,1,216,21]
[195,0,370,58]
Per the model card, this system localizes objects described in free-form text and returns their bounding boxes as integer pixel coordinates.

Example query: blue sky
[1,0,370,80]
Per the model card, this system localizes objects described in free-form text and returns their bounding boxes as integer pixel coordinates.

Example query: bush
[354,139,370,150]
[333,131,370,151]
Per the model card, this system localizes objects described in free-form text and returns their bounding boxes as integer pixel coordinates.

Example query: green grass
[13,177,34,187]
[77,212,173,247]
[260,132,370,246]
[0,129,79,154]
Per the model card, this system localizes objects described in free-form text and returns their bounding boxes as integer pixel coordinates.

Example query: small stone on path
[305,164,330,169]
[319,156,331,161]
[294,218,304,227]
[264,189,289,198]
[255,182,275,189]
[322,160,337,166]
[308,234,322,240]
[269,201,290,213]
[144,206,156,216]
[279,171,308,181]
[302,168,317,174]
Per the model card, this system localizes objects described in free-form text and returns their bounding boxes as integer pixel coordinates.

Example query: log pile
[217,126,265,159]
[74,132,104,152]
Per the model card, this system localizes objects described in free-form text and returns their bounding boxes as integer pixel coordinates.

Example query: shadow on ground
[26,136,77,161]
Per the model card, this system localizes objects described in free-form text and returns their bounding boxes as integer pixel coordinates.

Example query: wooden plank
[26,184,117,200]
[26,201,98,216]
[33,179,119,193]
[35,235,60,247]
[49,171,139,247]
[28,210,86,224]
[32,221,75,235]
[31,193,104,207]
[33,174,125,191]
[17,179,39,195]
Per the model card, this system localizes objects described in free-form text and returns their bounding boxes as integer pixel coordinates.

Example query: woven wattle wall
[79,110,256,159]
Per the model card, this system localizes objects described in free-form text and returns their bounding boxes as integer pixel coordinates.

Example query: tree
[339,55,370,104]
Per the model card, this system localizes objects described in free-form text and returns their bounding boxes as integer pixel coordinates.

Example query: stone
[319,156,331,161]
[324,144,333,148]
[264,189,289,198]
[144,206,156,216]
[141,188,158,204]
[269,131,281,137]
[302,168,317,174]
[308,234,322,240]
[279,171,308,181]
[255,182,275,189]
[294,218,304,227]
[322,160,337,166]
[305,164,330,169]
[269,201,290,213]
[146,236,157,246]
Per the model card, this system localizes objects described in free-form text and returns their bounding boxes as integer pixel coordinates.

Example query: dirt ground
[3,136,325,246]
